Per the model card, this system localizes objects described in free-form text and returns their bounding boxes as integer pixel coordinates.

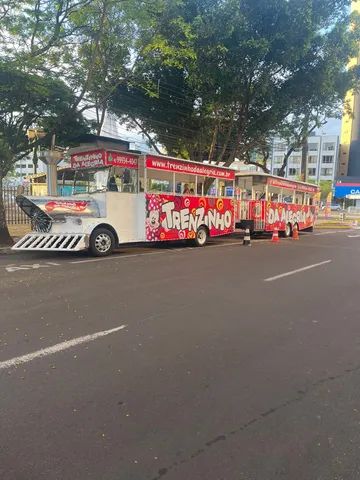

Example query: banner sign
[324,191,332,218]
[145,194,234,241]
[265,202,315,230]
[106,151,138,169]
[71,150,138,169]
[20,196,100,218]
[71,150,106,169]
[267,177,319,194]
[334,183,360,198]
[146,155,235,180]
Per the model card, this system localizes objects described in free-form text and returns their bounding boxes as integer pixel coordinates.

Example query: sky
[315,118,341,136]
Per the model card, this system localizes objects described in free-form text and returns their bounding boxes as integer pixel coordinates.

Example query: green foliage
[320,180,333,200]
[110,0,360,169]
[0,63,89,173]
[1,0,360,170]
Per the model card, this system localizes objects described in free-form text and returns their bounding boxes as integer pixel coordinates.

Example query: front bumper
[12,233,89,252]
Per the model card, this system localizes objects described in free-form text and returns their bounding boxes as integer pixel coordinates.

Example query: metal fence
[2,186,31,225]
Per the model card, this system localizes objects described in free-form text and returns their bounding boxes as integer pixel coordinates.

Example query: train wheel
[89,228,115,257]
[194,226,208,247]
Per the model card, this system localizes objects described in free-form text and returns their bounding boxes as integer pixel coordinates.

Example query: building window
[308,155,317,164]
[323,142,335,151]
[274,143,287,152]
[322,155,333,164]
[291,156,301,164]
[273,168,281,175]
[274,156,283,164]
[308,143,318,151]
[321,168,333,176]
[308,168,316,176]
[288,168,299,176]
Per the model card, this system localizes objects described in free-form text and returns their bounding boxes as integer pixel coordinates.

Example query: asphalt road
[1,229,360,480]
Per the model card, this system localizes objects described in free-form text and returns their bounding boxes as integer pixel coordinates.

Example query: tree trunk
[216,115,234,164]
[208,122,219,164]
[278,146,295,177]
[0,178,14,246]
[33,146,38,175]
[301,138,308,182]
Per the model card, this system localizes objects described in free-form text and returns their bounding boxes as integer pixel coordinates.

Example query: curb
[0,247,13,254]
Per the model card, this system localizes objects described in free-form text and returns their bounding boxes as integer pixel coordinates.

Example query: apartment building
[269,134,339,182]
[13,156,39,177]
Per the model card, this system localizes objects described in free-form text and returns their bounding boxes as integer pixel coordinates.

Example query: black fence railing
[3,186,31,225]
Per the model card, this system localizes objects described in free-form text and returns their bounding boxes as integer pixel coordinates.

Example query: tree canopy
[111,0,360,172]
[0,0,360,244]
[0,63,89,243]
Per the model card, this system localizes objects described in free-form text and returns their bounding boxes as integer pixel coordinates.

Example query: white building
[270,134,339,182]
[14,154,66,178]
[13,155,43,177]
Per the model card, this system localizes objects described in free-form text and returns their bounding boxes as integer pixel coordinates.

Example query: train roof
[235,171,320,191]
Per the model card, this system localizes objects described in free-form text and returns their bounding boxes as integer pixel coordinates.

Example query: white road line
[70,251,164,264]
[314,230,352,236]
[70,241,245,264]
[0,325,127,371]
[208,241,243,248]
[348,234,360,238]
[4,243,241,269]
[264,260,332,282]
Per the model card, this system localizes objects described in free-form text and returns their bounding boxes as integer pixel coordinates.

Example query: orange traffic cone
[271,228,279,243]
[292,224,299,240]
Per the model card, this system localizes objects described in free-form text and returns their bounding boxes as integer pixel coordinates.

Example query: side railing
[2,186,32,224]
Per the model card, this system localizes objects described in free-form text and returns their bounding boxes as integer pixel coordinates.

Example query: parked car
[330,204,342,211]
[321,204,342,211]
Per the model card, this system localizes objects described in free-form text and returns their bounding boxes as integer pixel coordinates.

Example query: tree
[319,180,333,201]
[0,64,88,244]
[1,0,138,131]
[0,0,139,244]
[110,0,360,173]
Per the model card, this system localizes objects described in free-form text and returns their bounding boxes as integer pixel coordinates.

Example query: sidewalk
[316,213,360,229]
[8,224,31,238]
[0,224,31,253]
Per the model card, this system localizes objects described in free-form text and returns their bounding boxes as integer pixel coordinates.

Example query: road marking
[70,241,247,264]
[264,260,332,282]
[0,325,127,370]
[5,262,60,273]
[4,242,245,270]
[314,230,352,236]
[347,234,360,238]
[70,251,164,264]
[2,237,281,270]
[208,241,244,248]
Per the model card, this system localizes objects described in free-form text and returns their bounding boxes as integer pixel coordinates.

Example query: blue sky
[315,118,341,136]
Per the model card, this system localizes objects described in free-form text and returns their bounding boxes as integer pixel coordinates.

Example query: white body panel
[105,192,146,243]
[13,192,146,252]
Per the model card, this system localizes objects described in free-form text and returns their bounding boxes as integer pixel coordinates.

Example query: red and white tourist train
[13,150,236,256]
[13,148,319,256]
[235,172,320,237]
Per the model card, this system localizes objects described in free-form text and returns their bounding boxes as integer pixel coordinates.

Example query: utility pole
[40,134,63,196]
